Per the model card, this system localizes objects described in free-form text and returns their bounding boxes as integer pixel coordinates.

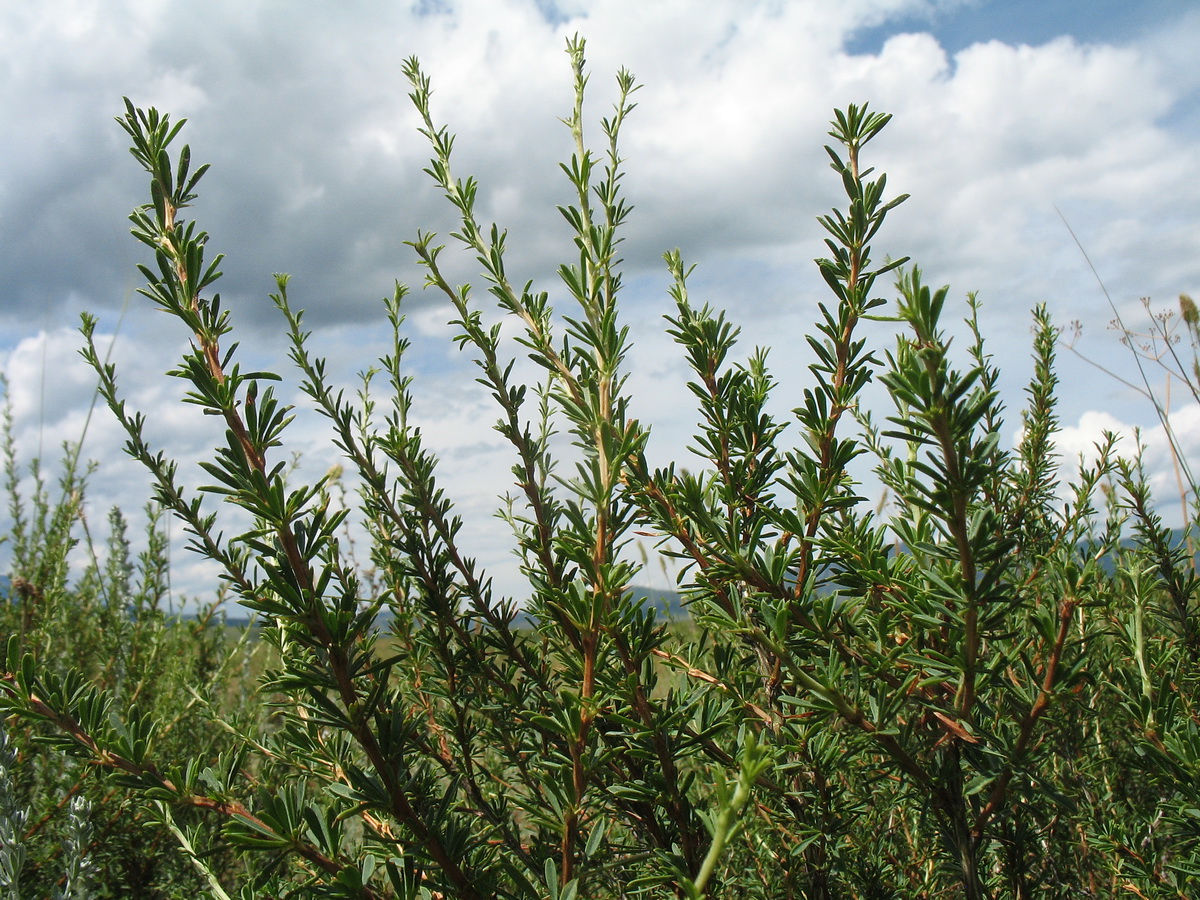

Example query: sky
[3,0,1200,605]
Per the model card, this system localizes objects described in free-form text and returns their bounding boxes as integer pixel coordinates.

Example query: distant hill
[211,586,686,630]
[506,586,686,629]
[627,586,688,619]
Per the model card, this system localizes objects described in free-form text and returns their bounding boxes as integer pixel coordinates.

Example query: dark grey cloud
[0,1,579,344]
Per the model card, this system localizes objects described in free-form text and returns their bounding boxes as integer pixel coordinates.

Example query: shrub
[4,36,1200,899]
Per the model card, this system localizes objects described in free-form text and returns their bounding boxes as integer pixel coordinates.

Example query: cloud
[1052,403,1200,526]
[3,0,1200,601]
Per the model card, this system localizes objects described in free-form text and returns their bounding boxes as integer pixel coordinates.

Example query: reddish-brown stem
[973,597,1077,835]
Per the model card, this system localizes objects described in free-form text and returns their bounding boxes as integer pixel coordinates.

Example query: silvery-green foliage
[51,794,95,900]
[0,722,27,900]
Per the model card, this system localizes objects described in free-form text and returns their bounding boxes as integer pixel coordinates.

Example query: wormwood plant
[0,394,261,897]
[4,37,1200,899]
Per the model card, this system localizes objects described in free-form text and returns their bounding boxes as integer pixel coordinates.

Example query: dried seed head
[1180,293,1199,328]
